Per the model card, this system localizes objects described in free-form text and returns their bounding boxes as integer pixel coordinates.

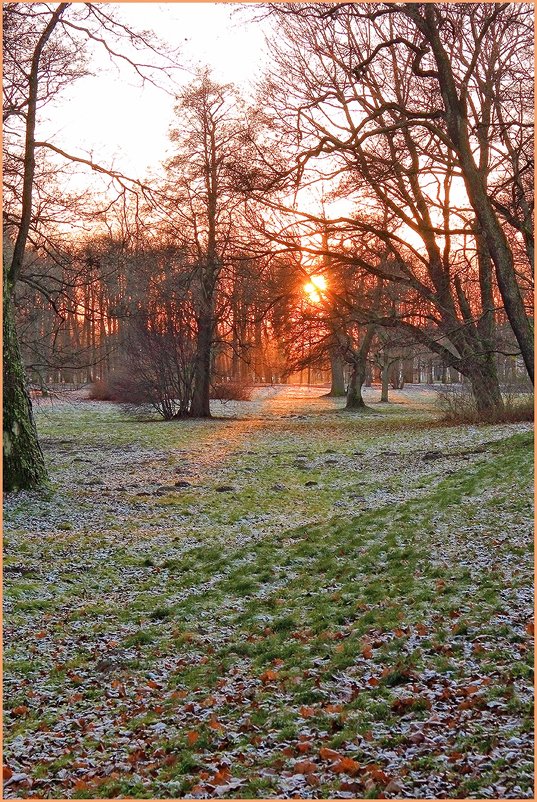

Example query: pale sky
[39,3,270,180]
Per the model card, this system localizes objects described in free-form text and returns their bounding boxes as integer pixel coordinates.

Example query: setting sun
[304,274,327,302]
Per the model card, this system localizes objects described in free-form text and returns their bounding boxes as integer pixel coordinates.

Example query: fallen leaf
[416,623,428,635]
[294,759,317,774]
[332,757,360,775]
[260,669,279,683]
[325,703,343,713]
[11,705,29,717]
[319,747,342,761]
[297,742,312,753]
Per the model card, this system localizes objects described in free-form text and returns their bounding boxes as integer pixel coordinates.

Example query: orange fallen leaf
[526,621,534,636]
[319,747,342,761]
[324,704,343,713]
[458,698,478,710]
[3,766,13,780]
[416,623,428,635]
[299,705,316,718]
[332,757,360,775]
[297,742,312,753]
[260,670,279,683]
[186,730,199,746]
[367,766,390,784]
[361,644,373,659]
[464,684,480,696]
[212,768,231,784]
[12,705,29,717]
[294,760,317,774]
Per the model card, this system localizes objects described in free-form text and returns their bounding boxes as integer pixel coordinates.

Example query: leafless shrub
[210,380,253,401]
[437,384,533,424]
[88,380,116,401]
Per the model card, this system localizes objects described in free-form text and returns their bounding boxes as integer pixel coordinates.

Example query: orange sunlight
[304,274,327,303]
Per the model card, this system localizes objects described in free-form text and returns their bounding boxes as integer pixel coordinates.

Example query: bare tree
[163,70,257,416]
[3,3,71,491]
[3,3,176,490]
[254,2,533,413]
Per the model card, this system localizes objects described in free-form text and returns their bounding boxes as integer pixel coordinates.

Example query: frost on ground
[3,385,534,799]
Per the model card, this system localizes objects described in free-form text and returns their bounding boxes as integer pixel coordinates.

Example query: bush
[437,383,533,424]
[88,380,116,401]
[88,371,155,405]
[210,379,252,401]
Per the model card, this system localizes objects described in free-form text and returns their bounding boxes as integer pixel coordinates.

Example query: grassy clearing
[3,390,534,798]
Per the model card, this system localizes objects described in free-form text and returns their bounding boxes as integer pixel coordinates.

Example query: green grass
[3,398,533,799]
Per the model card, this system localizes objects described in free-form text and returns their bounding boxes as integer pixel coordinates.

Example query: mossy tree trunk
[327,349,346,397]
[467,357,504,416]
[345,324,376,410]
[2,4,67,491]
[3,276,47,491]
[345,357,368,409]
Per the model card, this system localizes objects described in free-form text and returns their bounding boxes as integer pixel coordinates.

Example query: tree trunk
[381,355,390,402]
[345,357,367,409]
[3,5,67,489]
[403,356,414,384]
[3,280,47,491]
[467,358,504,416]
[190,311,212,417]
[326,350,346,396]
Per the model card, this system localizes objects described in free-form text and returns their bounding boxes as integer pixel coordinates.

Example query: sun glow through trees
[304,274,327,303]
